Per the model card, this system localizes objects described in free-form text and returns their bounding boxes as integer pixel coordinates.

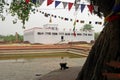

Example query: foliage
[0,0,40,29]
[0,0,5,21]
[0,35,4,38]
[18,35,23,42]
[82,24,93,31]
[9,1,36,29]
[4,35,15,42]
[0,34,23,43]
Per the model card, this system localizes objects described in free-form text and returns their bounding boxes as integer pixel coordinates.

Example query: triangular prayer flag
[39,0,45,5]
[36,0,40,6]
[80,4,85,13]
[49,17,52,23]
[32,0,36,4]
[48,14,50,16]
[97,22,102,25]
[87,4,94,14]
[75,4,80,11]
[51,14,54,17]
[36,9,38,12]
[47,0,54,6]
[89,21,92,24]
[61,17,63,19]
[54,15,57,18]
[55,1,61,8]
[25,0,30,4]
[94,5,98,12]
[64,18,69,21]
[112,4,120,13]
[68,2,73,11]
[76,20,79,22]
[62,2,67,9]
[13,19,17,24]
[74,0,77,6]
[80,20,85,23]
[42,12,44,14]
[70,19,73,21]
[74,0,81,4]
[74,0,80,6]
[95,22,97,24]
[44,13,48,17]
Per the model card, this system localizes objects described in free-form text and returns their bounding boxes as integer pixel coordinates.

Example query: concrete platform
[37,67,82,80]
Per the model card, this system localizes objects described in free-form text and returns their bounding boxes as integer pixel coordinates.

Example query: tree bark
[76,19,120,80]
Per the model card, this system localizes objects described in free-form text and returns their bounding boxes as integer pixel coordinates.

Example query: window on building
[83,33,87,36]
[38,32,44,35]
[59,32,64,35]
[77,33,82,36]
[52,32,58,35]
[88,34,93,36]
[65,33,70,35]
[61,36,64,41]
[45,32,51,35]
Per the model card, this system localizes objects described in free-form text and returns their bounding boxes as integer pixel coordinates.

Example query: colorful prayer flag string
[104,0,120,27]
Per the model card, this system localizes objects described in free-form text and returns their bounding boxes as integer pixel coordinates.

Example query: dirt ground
[0,43,92,51]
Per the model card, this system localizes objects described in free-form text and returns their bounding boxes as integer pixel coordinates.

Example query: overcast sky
[0,0,104,35]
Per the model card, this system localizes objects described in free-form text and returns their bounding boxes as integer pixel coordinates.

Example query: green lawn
[0,52,85,60]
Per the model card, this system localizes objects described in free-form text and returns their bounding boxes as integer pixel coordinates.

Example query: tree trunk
[76,19,120,80]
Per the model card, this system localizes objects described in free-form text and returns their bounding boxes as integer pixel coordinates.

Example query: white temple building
[24,24,94,44]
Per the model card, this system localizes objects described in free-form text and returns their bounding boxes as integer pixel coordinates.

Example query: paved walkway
[37,67,82,80]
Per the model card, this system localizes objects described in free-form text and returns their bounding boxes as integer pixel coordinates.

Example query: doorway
[61,36,64,41]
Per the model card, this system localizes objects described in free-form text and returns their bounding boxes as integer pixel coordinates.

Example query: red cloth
[105,15,120,22]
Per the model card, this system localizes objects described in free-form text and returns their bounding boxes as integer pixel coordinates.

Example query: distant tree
[4,35,15,43]
[82,24,93,31]
[3,34,23,43]
[0,35,4,39]
[18,35,23,42]
[0,35,4,42]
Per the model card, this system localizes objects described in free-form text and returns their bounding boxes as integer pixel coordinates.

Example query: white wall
[23,30,35,43]
[24,27,94,44]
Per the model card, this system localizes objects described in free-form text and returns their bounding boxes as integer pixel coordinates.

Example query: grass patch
[0,52,85,60]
